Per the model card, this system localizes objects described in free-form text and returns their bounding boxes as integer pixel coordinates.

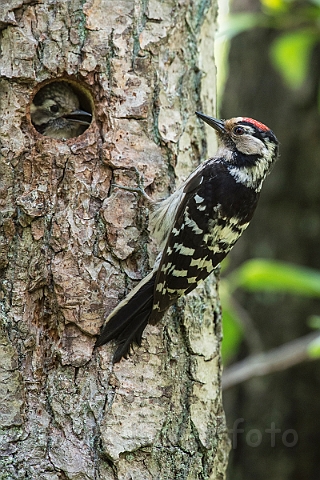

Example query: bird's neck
[216,145,275,192]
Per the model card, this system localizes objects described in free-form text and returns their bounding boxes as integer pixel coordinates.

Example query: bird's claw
[112,167,153,204]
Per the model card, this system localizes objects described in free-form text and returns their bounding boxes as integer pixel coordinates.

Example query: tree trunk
[0,1,229,478]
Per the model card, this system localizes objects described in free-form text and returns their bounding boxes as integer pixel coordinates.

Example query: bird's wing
[150,163,227,322]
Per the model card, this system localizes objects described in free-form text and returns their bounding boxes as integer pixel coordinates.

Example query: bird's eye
[233,126,245,135]
[50,104,59,113]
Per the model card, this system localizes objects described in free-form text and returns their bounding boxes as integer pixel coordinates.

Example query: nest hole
[30,79,93,140]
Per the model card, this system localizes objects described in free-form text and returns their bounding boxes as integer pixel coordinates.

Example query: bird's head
[31,82,92,139]
[196,112,279,190]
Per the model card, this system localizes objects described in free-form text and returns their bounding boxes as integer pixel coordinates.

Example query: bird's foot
[112,167,153,204]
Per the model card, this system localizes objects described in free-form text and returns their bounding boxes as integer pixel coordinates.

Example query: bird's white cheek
[235,135,264,155]
[30,107,48,126]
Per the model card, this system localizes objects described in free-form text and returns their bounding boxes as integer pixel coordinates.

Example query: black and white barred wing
[150,172,228,323]
[149,164,254,323]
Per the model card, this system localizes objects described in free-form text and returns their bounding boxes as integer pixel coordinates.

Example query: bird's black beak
[195,112,225,133]
[63,109,92,125]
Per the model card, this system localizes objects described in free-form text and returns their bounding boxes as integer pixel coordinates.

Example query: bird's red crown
[242,117,270,132]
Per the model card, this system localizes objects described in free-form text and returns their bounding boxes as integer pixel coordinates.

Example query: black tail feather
[95,272,156,362]
[111,308,153,362]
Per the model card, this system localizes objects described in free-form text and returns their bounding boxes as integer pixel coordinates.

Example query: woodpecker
[96,112,279,362]
[31,82,92,140]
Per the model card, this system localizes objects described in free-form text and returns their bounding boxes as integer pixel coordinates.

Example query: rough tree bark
[0,1,229,479]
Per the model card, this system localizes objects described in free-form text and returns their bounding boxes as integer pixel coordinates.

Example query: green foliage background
[220,0,320,365]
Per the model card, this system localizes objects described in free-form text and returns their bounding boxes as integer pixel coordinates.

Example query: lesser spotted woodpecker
[95,112,279,362]
[31,82,92,140]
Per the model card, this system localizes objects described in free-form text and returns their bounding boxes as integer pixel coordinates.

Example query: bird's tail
[95,271,156,362]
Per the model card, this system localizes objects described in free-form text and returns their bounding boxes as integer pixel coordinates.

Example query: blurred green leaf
[229,259,320,297]
[270,30,318,89]
[308,315,320,329]
[261,0,289,13]
[221,305,244,363]
[307,335,320,358]
[220,282,244,363]
[218,13,266,40]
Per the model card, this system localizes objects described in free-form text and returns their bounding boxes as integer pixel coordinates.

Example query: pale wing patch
[190,257,214,273]
[194,194,205,204]
[205,218,250,253]
[173,243,195,256]
[171,269,188,277]
[149,160,207,248]
[149,188,186,247]
[184,209,203,234]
